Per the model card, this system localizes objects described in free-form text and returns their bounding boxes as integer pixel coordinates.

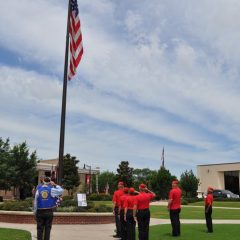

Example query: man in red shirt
[134,183,155,240]
[124,187,138,240]
[119,187,129,240]
[112,182,124,238]
[205,187,214,233]
[168,180,182,237]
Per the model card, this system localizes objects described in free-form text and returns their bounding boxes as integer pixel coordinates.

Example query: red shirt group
[169,187,182,210]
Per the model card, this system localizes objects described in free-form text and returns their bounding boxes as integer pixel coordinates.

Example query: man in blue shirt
[34,176,63,240]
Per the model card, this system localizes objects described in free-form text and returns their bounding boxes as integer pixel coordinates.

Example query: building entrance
[224,171,239,195]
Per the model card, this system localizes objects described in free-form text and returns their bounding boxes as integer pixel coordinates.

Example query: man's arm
[33,190,39,214]
[51,185,64,197]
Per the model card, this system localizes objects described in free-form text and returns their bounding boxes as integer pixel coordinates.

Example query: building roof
[198,162,240,167]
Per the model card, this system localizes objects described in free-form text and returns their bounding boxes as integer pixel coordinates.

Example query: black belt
[37,208,53,212]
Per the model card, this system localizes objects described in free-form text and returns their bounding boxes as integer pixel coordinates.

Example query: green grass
[0,228,31,240]
[148,224,240,240]
[150,205,240,219]
[188,201,240,208]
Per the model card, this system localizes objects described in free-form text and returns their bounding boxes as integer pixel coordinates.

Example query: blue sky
[1,0,240,177]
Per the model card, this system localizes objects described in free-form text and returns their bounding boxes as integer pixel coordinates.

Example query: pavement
[1,218,240,240]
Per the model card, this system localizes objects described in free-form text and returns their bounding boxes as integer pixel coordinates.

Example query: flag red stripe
[68,1,83,80]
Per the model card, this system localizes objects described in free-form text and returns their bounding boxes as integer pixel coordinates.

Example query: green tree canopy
[0,138,14,192]
[133,168,157,190]
[116,161,134,187]
[180,170,199,198]
[62,153,80,195]
[92,171,117,194]
[150,167,176,199]
[10,141,37,200]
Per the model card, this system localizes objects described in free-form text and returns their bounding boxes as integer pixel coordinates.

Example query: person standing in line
[124,187,138,240]
[119,187,129,240]
[205,187,214,233]
[134,184,156,240]
[34,177,63,240]
[112,181,124,238]
[168,180,182,237]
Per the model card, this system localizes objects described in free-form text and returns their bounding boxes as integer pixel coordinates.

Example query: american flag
[68,0,83,80]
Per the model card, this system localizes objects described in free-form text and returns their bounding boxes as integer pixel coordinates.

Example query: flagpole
[58,0,71,184]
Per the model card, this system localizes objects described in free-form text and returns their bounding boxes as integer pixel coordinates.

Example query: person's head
[43,177,51,185]
[39,175,45,184]
[207,187,213,194]
[139,183,146,192]
[172,180,179,188]
[129,187,135,195]
[118,181,124,189]
[123,187,129,194]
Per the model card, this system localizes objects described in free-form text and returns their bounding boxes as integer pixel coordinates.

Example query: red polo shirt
[124,195,136,210]
[119,194,129,209]
[205,194,213,206]
[135,192,155,210]
[169,187,182,210]
[112,189,123,207]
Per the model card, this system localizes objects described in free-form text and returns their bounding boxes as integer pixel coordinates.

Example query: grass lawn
[92,201,112,208]
[148,224,240,240]
[0,228,31,240]
[188,201,240,208]
[150,205,240,219]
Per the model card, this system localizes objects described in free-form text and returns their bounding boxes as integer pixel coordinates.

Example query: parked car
[213,189,239,199]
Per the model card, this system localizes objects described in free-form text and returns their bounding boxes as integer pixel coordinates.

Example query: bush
[0,200,32,211]
[181,199,188,205]
[214,198,240,202]
[62,195,74,201]
[88,193,112,201]
[183,198,202,203]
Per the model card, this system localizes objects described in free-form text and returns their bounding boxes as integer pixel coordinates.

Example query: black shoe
[113,234,121,238]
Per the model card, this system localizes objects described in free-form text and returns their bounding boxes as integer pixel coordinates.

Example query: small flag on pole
[68,0,83,80]
[161,147,165,168]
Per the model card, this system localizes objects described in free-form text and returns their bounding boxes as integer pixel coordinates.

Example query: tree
[180,170,199,198]
[116,161,134,187]
[150,167,176,199]
[133,168,157,190]
[92,171,117,194]
[62,154,80,195]
[10,142,37,200]
[0,138,14,193]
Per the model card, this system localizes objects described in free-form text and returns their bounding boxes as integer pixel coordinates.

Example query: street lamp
[84,164,92,194]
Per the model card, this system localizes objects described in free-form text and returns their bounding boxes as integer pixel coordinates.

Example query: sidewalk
[1,218,240,240]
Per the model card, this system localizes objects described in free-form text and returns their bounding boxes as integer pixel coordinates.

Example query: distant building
[197,162,240,195]
[0,158,100,200]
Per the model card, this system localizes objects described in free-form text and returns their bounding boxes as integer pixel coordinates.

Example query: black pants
[137,209,150,240]
[36,209,53,240]
[126,210,136,240]
[170,208,181,236]
[205,206,213,233]
[114,207,121,236]
[120,209,127,240]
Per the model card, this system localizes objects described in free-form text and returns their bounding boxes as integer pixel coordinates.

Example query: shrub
[0,200,32,211]
[183,198,202,203]
[88,193,112,201]
[181,199,188,205]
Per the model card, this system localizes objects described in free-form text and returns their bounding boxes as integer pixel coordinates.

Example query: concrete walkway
[1,218,240,240]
